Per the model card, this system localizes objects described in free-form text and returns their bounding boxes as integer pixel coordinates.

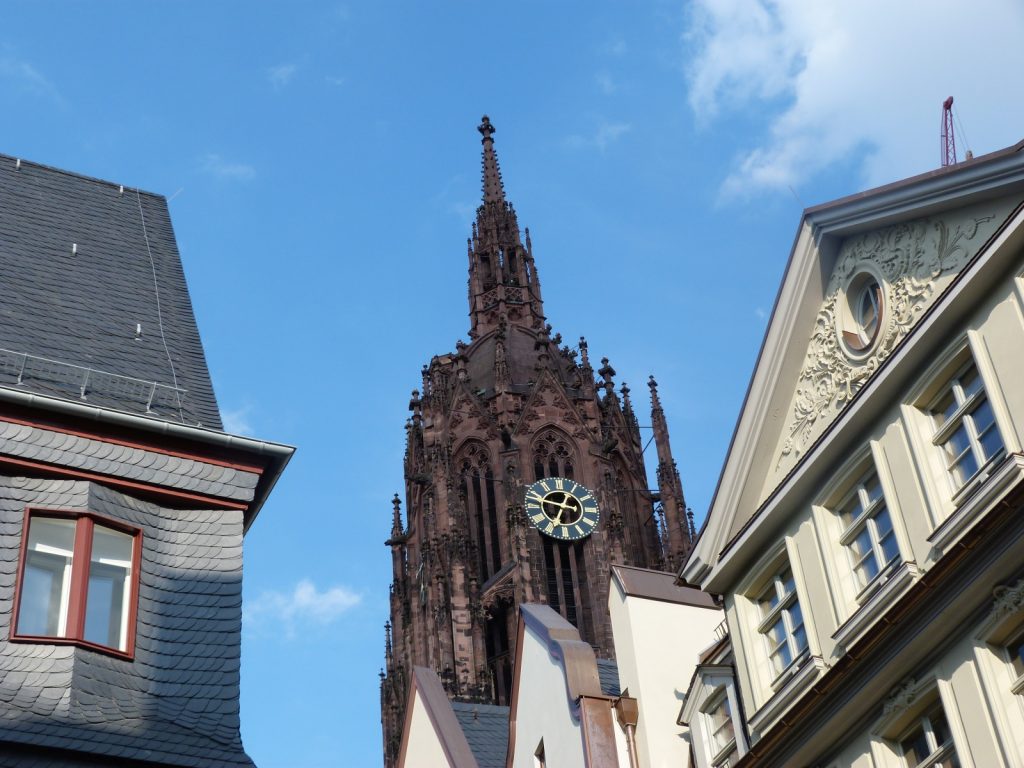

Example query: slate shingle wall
[0,476,253,767]
[0,420,259,503]
[0,156,222,429]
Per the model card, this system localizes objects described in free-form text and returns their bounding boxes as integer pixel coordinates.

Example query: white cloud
[595,72,617,95]
[268,63,298,89]
[0,55,63,104]
[606,39,627,57]
[222,406,254,435]
[246,579,361,638]
[684,0,1024,198]
[567,121,632,152]
[201,153,256,181]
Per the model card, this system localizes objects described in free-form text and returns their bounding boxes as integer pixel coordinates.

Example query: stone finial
[391,494,403,537]
[478,115,505,204]
[648,375,663,412]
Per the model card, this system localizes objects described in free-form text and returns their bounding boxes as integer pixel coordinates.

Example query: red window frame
[10,508,142,660]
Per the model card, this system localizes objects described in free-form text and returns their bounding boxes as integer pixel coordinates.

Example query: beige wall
[608,579,722,768]
[511,621,586,768]
[404,692,456,768]
[705,193,1024,765]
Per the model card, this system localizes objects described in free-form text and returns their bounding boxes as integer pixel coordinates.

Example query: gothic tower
[380,117,693,765]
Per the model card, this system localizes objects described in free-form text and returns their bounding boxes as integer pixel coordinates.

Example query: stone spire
[466,116,545,338]
[390,493,403,539]
[649,376,690,568]
[479,116,505,204]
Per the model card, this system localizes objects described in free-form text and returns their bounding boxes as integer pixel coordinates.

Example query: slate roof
[0,154,222,429]
[596,658,621,697]
[451,701,509,768]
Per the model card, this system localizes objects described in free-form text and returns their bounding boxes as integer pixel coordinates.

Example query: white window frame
[755,564,808,684]
[900,336,1015,529]
[701,686,738,767]
[896,703,957,768]
[926,359,1004,496]
[835,466,902,597]
[872,679,968,768]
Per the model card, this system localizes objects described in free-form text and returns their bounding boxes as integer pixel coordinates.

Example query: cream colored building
[396,567,722,767]
[682,139,1024,767]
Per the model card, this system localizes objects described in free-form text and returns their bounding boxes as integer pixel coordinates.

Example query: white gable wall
[510,620,586,768]
[404,691,455,768]
[608,579,723,768]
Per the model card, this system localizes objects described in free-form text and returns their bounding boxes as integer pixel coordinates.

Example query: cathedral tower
[380,118,692,765]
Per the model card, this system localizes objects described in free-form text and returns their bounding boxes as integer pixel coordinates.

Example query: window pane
[943,425,972,463]
[788,602,808,654]
[901,725,930,766]
[864,474,884,505]
[949,451,979,487]
[960,367,981,398]
[780,569,795,598]
[934,391,958,425]
[1009,634,1024,678]
[83,525,133,651]
[18,518,76,637]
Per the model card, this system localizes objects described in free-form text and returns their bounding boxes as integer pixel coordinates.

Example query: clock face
[524,477,600,540]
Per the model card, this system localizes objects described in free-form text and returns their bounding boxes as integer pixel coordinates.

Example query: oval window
[841,273,884,355]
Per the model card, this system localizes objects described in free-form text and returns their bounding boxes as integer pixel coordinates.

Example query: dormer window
[12,510,141,657]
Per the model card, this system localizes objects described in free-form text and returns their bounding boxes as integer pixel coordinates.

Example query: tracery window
[532,429,575,481]
[456,442,502,580]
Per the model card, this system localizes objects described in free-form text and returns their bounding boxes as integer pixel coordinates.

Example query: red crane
[941,96,957,167]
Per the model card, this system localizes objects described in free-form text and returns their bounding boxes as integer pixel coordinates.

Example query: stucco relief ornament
[883,677,918,715]
[779,214,993,463]
[992,578,1024,618]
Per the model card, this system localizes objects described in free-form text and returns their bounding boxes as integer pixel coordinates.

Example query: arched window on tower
[532,429,575,481]
[455,441,502,580]
[531,428,593,643]
[480,254,495,289]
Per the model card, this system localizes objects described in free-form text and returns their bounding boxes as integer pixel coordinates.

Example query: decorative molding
[779,213,995,465]
[883,677,918,715]
[993,578,1024,619]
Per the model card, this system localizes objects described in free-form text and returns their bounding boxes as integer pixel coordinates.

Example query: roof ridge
[0,152,166,200]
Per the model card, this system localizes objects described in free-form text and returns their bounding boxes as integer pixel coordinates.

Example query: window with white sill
[835,467,901,594]
[897,702,960,768]
[927,360,1004,494]
[701,687,739,767]
[756,565,808,680]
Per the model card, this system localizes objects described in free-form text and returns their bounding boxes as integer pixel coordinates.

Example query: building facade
[0,154,291,765]
[682,140,1024,767]
[380,118,694,765]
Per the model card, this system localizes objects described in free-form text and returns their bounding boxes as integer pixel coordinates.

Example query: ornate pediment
[773,198,1015,478]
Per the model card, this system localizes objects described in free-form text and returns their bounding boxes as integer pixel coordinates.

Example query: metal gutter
[0,384,295,531]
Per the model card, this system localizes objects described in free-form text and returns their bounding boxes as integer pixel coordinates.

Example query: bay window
[13,510,140,657]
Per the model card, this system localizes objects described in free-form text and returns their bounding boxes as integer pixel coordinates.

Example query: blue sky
[2,1,1024,765]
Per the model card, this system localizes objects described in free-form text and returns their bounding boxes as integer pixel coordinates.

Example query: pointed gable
[684,140,1024,588]
[513,368,593,441]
